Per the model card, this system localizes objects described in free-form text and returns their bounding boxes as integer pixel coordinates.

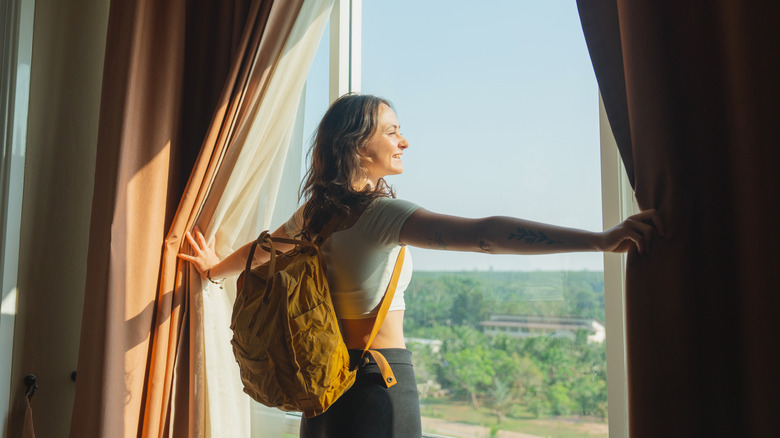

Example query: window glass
[363,2,608,436]
[301,20,331,177]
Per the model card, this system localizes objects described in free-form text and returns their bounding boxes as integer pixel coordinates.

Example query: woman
[180,93,663,437]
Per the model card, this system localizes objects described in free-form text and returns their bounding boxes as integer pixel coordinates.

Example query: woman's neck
[354,177,377,191]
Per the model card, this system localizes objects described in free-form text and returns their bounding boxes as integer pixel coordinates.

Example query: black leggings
[299,348,422,438]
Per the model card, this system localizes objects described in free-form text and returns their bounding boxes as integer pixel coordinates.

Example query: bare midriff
[340,310,406,350]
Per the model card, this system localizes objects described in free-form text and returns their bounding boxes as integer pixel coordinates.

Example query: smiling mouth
[392,154,402,159]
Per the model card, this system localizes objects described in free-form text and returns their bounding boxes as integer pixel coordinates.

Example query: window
[263,1,636,436]
[359,2,626,437]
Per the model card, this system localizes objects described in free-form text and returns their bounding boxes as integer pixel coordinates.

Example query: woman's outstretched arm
[178,225,294,280]
[399,209,664,255]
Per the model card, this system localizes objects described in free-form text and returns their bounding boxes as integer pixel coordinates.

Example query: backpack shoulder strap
[314,215,343,245]
[360,246,406,387]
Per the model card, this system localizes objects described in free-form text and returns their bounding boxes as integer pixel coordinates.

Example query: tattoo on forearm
[508,228,563,245]
[429,232,448,249]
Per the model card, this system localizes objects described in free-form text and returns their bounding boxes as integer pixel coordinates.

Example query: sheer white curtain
[198,1,334,436]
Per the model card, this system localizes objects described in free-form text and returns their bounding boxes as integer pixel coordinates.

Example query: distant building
[480,314,606,343]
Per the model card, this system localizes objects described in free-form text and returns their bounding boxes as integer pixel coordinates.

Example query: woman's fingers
[642,210,665,246]
[616,209,665,254]
[182,230,207,262]
[629,219,654,250]
[184,231,200,251]
[184,228,213,253]
[194,227,209,249]
[629,209,665,236]
[179,227,222,280]
[621,226,646,254]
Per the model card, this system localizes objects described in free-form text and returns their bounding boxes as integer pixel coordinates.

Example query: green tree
[445,344,494,409]
[548,382,574,416]
[570,372,607,418]
[405,276,453,329]
[490,378,515,424]
[405,270,610,420]
[488,350,544,422]
[450,284,484,327]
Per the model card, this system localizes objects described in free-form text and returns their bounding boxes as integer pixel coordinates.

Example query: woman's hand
[599,209,665,254]
[178,226,221,278]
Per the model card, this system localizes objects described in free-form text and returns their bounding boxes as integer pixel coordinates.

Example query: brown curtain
[578,1,780,436]
[70,0,304,436]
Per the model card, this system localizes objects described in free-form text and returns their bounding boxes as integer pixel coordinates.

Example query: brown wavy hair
[299,93,395,240]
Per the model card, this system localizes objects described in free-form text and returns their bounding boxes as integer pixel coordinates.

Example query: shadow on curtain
[577,1,780,436]
[70,0,305,436]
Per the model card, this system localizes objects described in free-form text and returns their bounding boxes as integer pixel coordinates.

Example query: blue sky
[304,1,603,271]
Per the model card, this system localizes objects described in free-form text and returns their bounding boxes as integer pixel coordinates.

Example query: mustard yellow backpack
[231,222,404,418]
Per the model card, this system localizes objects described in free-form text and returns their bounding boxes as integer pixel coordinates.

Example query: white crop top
[284,197,420,319]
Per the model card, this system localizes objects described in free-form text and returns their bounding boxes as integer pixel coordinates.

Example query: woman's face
[361,104,409,185]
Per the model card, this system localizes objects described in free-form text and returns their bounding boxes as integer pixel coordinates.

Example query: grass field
[421,400,608,438]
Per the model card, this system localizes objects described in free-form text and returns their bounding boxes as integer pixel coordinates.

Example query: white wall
[4,0,108,436]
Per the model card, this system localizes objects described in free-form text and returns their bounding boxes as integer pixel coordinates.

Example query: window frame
[328,0,361,102]
[600,92,638,438]
[0,0,35,433]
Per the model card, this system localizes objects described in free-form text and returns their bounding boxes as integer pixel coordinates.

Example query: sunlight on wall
[1,288,17,315]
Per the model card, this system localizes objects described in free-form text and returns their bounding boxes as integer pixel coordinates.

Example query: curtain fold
[157,2,306,435]
[195,1,333,435]
[23,397,34,438]
[70,1,306,437]
[576,0,634,187]
[577,1,780,436]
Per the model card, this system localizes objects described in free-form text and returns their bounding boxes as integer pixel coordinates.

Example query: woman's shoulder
[332,197,421,245]
[366,196,420,215]
[357,197,421,231]
[283,204,307,238]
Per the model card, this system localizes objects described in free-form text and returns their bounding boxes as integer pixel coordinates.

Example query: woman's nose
[399,135,409,149]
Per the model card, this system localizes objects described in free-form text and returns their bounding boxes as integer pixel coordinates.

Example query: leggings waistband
[348,348,412,368]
